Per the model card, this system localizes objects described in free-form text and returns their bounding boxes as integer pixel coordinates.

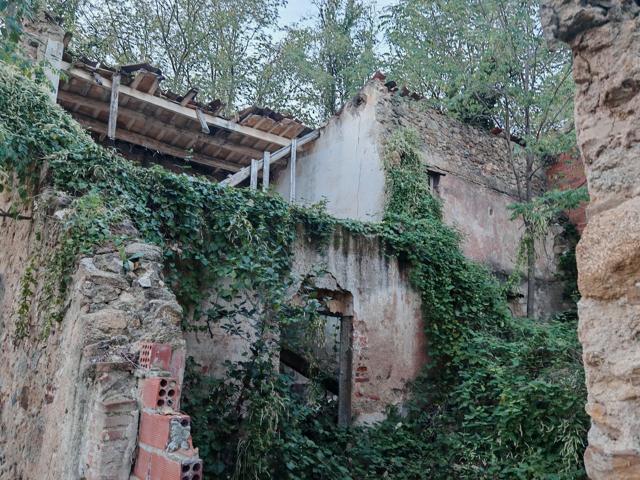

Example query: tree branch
[0,208,32,220]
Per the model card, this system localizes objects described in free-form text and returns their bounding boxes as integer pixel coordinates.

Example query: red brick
[133,446,154,479]
[101,428,126,441]
[101,413,135,429]
[133,447,203,480]
[138,411,190,451]
[95,360,132,373]
[546,152,588,233]
[181,458,203,480]
[99,396,137,413]
[139,342,172,370]
[141,377,181,410]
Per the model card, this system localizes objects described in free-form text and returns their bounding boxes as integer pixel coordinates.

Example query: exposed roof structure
[57,58,314,181]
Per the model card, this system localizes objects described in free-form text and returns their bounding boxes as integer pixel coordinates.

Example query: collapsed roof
[57,58,313,181]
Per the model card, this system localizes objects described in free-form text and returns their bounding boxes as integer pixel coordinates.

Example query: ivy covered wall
[0,61,588,479]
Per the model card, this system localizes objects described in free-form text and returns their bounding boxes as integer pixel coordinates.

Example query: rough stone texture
[186,226,426,425]
[0,192,185,479]
[541,1,640,478]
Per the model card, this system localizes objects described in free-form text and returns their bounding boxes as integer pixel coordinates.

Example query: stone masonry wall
[374,83,567,317]
[0,191,201,479]
[541,1,640,478]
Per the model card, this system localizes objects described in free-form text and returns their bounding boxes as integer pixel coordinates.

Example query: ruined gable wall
[375,88,567,317]
[275,77,571,317]
[541,1,640,478]
[273,83,387,221]
[0,191,196,479]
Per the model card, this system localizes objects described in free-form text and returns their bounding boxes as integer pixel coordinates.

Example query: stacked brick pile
[131,342,203,480]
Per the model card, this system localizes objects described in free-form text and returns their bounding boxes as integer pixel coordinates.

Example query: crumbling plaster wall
[275,80,568,317]
[0,192,187,479]
[541,2,640,478]
[375,88,551,276]
[22,13,64,100]
[186,226,426,425]
[273,84,387,221]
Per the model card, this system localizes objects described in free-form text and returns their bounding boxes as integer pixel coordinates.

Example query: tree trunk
[525,152,535,318]
[526,239,535,318]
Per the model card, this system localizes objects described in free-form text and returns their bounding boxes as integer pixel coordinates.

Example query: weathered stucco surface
[542,1,640,478]
[276,79,569,317]
[186,226,426,425]
[274,87,387,221]
[0,192,187,479]
[292,228,426,424]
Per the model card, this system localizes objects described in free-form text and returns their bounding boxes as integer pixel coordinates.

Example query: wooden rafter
[57,90,265,159]
[74,113,242,172]
[107,71,120,140]
[180,88,198,106]
[220,130,320,187]
[61,62,291,146]
[129,69,160,94]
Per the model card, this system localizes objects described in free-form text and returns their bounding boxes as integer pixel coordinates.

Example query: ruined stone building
[0,15,586,479]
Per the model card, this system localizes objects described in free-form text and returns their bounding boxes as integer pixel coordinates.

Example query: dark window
[427,170,442,195]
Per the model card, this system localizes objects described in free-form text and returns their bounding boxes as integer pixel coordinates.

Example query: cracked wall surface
[186,226,426,425]
[541,1,640,478]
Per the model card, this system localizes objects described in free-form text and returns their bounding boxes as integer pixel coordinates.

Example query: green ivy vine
[504,186,589,297]
[0,60,588,479]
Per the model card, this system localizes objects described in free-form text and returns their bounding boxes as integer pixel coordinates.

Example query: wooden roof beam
[180,88,198,106]
[61,62,291,146]
[57,90,265,159]
[129,69,160,94]
[220,129,320,187]
[73,113,242,172]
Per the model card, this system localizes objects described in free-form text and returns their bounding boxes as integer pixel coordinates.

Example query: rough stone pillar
[541,2,640,478]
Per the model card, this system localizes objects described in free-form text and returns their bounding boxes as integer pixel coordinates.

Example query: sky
[279,0,399,28]
[276,0,398,53]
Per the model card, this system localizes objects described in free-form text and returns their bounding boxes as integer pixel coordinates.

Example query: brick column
[131,342,203,480]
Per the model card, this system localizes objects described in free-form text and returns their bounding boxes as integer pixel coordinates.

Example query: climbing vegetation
[0,61,587,479]
[504,186,589,298]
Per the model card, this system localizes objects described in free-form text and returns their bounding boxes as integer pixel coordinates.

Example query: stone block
[577,197,640,300]
[125,242,163,262]
[83,309,130,334]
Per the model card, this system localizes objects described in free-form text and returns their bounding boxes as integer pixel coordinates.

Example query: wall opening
[280,286,354,426]
[427,168,444,195]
